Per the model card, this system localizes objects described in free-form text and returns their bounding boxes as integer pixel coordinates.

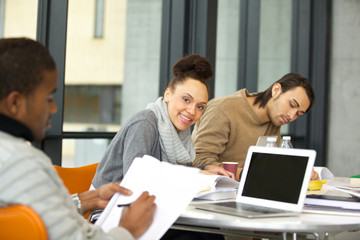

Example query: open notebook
[196,146,316,218]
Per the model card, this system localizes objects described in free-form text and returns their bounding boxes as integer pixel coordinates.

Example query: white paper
[194,174,239,200]
[314,166,334,180]
[95,155,203,240]
[195,187,237,201]
[196,174,239,190]
[332,186,360,198]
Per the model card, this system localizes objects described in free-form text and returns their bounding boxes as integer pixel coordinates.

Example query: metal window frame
[36,0,68,166]
[237,0,260,92]
[0,0,5,37]
[94,0,105,38]
[290,0,330,165]
[159,0,218,99]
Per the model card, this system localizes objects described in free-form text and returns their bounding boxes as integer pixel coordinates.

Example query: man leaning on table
[192,73,319,180]
[0,37,156,240]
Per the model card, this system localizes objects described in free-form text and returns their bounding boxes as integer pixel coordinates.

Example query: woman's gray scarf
[146,97,195,165]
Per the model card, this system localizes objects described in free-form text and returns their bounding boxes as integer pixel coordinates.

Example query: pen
[117,203,133,208]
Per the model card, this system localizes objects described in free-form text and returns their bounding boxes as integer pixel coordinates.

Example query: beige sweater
[192,89,280,168]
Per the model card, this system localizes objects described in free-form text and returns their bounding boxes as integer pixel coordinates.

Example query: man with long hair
[192,73,316,180]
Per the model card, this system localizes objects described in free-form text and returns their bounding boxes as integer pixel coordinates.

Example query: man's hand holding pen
[83,182,156,238]
[119,191,157,238]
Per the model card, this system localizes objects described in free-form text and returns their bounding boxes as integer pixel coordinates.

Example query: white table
[172,178,360,240]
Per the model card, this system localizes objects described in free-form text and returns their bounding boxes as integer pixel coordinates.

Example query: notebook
[302,204,360,217]
[302,194,360,216]
[196,146,316,218]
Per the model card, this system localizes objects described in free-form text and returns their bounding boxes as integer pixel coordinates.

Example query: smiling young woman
[90,54,230,240]
[92,54,234,189]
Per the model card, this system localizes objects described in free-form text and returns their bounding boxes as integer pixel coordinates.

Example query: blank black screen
[242,152,309,204]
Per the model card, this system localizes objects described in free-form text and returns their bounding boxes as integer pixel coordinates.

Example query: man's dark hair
[253,73,315,112]
[0,37,56,99]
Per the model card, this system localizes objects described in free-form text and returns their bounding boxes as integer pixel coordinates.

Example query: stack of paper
[305,194,360,210]
[95,155,203,240]
[332,186,360,198]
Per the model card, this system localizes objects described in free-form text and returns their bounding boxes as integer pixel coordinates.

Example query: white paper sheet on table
[95,155,203,240]
[314,167,334,180]
[194,174,239,200]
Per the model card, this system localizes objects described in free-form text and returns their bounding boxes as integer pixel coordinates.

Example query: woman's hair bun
[172,54,213,81]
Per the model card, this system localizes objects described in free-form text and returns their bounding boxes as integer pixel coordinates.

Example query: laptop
[196,146,316,218]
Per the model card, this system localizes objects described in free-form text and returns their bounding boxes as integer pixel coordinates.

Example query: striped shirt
[0,131,134,240]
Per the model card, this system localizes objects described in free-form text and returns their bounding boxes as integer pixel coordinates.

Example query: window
[257,0,292,91]
[0,0,4,37]
[258,0,292,134]
[94,0,105,38]
[36,0,328,167]
[62,139,110,167]
[214,0,240,98]
[62,0,162,166]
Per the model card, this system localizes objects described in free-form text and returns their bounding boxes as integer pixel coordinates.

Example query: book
[304,194,360,210]
[303,204,360,217]
[194,175,239,201]
[95,155,203,240]
[350,175,360,185]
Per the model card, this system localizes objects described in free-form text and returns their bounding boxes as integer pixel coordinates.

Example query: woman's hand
[200,165,235,179]
[311,169,319,180]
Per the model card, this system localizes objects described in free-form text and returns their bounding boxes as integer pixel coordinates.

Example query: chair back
[54,163,99,219]
[0,205,48,240]
[54,162,99,194]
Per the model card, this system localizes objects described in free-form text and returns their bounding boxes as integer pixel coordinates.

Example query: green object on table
[350,174,360,178]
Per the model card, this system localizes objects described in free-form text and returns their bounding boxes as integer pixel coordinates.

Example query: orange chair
[54,162,99,218]
[0,205,48,240]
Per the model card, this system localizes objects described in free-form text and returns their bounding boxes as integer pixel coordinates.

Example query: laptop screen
[242,152,308,204]
[237,146,316,211]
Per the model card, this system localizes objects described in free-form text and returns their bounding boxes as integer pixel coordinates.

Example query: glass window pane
[214,0,240,98]
[0,0,38,39]
[64,0,162,132]
[62,139,110,167]
[258,0,292,134]
[258,0,292,91]
[120,0,162,123]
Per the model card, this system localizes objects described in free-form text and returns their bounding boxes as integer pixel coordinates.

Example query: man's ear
[5,91,24,115]
[271,83,282,98]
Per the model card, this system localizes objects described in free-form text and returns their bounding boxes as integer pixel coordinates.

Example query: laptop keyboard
[215,201,288,214]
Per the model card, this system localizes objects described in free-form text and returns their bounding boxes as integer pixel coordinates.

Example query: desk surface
[178,203,360,233]
[174,177,360,238]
